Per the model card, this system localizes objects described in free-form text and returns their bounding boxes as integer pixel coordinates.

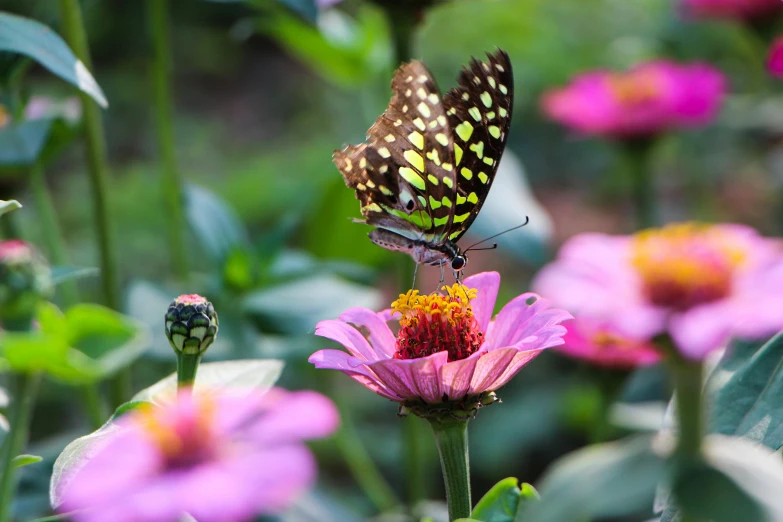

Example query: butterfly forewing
[442,50,513,243]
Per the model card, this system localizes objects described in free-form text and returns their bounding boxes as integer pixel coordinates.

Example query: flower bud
[165,294,218,356]
[0,240,52,323]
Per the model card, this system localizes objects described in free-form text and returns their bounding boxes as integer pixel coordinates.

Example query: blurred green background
[0,0,781,519]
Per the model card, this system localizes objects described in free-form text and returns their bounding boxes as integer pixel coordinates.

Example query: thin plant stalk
[428,417,471,521]
[380,2,417,65]
[147,0,188,279]
[177,353,201,390]
[59,0,130,406]
[0,371,41,522]
[621,139,657,230]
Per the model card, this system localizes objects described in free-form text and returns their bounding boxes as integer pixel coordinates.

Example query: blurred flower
[24,96,82,124]
[317,0,342,7]
[61,388,339,522]
[541,61,726,137]
[768,37,783,78]
[0,105,10,129]
[310,272,570,414]
[0,240,52,323]
[165,294,218,356]
[559,316,660,368]
[681,0,783,19]
[533,223,783,360]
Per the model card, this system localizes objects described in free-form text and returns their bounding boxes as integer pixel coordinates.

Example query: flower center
[136,396,218,469]
[607,70,661,107]
[392,284,484,361]
[631,223,745,310]
[591,330,636,352]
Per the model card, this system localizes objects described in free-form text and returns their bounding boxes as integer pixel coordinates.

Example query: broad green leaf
[242,273,382,334]
[132,359,284,405]
[673,461,765,522]
[0,330,100,383]
[521,436,665,522]
[50,266,99,286]
[0,119,52,165]
[12,454,42,468]
[185,183,250,264]
[0,12,107,108]
[0,200,21,216]
[471,478,539,522]
[710,332,783,449]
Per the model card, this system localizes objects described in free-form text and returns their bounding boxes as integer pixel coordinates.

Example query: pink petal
[463,271,500,332]
[487,293,571,349]
[308,349,402,400]
[314,319,377,360]
[252,391,340,442]
[339,308,397,358]
[468,348,518,395]
[669,305,732,360]
[368,351,449,402]
[439,354,481,401]
[484,349,544,390]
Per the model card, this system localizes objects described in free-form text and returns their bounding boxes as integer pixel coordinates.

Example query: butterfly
[334,49,513,276]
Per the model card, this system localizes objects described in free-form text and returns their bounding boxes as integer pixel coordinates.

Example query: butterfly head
[450,253,468,272]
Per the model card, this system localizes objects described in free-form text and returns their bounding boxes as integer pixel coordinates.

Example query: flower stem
[621,139,657,230]
[0,372,40,522]
[379,1,418,65]
[428,417,471,521]
[59,0,129,407]
[147,0,187,280]
[177,353,202,390]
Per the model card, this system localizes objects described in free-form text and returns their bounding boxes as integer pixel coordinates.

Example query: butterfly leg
[436,261,446,292]
[411,262,419,289]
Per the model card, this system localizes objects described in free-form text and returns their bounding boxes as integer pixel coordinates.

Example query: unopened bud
[164,294,218,356]
[0,240,52,322]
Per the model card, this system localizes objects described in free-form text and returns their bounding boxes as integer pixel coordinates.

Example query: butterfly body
[335,49,513,272]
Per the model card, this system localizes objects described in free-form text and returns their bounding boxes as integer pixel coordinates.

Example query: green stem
[0,372,41,522]
[621,139,657,230]
[428,417,471,521]
[379,2,419,65]
[177,353,202,389]
[671,359,704,460]
[147,0,188,279]
[59,0,129,407]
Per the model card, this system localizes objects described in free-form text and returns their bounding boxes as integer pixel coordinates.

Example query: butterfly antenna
[464,217,530,253]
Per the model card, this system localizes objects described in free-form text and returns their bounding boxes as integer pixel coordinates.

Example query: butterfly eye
[406,200,415,211]
[451,256,467,271]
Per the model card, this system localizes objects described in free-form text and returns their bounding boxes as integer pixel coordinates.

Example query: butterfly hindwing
[442,49,513,243]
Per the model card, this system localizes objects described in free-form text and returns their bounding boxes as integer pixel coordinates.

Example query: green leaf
[0,200,21,216]
[673,461,765,522]
[710,332,783,449]
[0,119,52,165]
[11,454,42,469]
[132,359,284,405]
[50,266,99,286]
[521,436,665,522]
[0,12,108,108]
[242,273,382,334]
[0,329,100,383]
[472,478,532,522]
[185,183,250,264]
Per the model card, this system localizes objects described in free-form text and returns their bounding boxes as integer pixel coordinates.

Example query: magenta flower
[60,388,339,522]
[309,272,571,404]
[541,61,726,138]
[533,223,783,360]
[768,37,783,79]
[681,0,783,19]
[559,316,660,368]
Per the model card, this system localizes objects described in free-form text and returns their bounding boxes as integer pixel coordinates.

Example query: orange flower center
[607,70,661,107]
[631,223,745,310]
[136,396,218,468]
[392,284,484,361]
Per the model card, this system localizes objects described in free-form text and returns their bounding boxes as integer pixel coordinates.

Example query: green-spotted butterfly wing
[334,49,513,261]
[442,50,513,243]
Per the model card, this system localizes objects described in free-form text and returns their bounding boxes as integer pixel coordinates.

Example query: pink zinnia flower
[768,37,783,78]
[541,61,726,138]
[533,223,783,360]
[559,316,661,368]
[309,272,571,404]
[59,388,339,522]
[681,0,783,19]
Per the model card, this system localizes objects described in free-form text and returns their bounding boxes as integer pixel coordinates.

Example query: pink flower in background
[310,272,571,404]
[681,0,783,19]
[533,223,783,360]
[559,317,660,368]
[541,61,726,137]
[768,37,783,78]
[60,389,339,522]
